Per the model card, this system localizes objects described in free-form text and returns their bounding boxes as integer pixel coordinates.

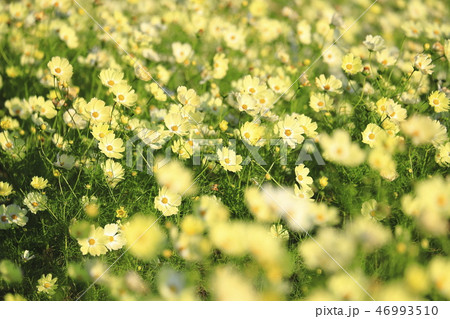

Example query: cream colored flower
[0,182,13,197]
[401,115,446,146]
[177,86,200,108]
[236,93,258,115]
[98,133,125,159]
[320,130,365,166]
[37,274,58,295]
[240,121,265,147]
[244,187,276,222]
[103,223,126,251]
[111,83,137,107]
[275,114,305,149]
[99,68,124,88]
[122,214,166,260]
[435,142,450,167]
[294,164,313,188]
[54,153,76,170]
[315,75,343,94]
[47,56,73,82]
[83,98,112,124]
[23,192,47,214]
[78,225,108,256]
[147,82,167,101]
[172,42,193,64]
[341,53,363,75]
[217,147,243,172]
[309,92,333,112]
[101,159,124,188]
[6,204,28,227]
[164,111,190,136]
[30,176,49,190]
[428,91,449,113]
[155,186,182,216]
[212,53,229,79]
[361,123,385,148]
[363,35,385,52]
[414,54,434,75]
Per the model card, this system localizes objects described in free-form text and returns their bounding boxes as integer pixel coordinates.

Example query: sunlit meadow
[0,0,449,301]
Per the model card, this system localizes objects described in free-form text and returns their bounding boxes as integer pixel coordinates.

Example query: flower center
[92,111,99,118]
[171,125,179,132]
[368,133,375,140]
[224,158,230,164]
[55,67,61,74]
[323,84,330,90]
[297,175,303,181]
[5,142,12,148]
[118,94,125,101]
[374,159,381,167]
[244,132,250,139]
[346,64,353,70]
[99,133,105,138]
[88,238,96,245]
[1,216,7,222]
[108,80,115,86]
[242,104,248,110]
[436,278,444,290]
[44,283,51,288]
[284,129,292,136]
[161,197,168,204]
[106,145,113,151]
[437,195,446,207]
[249,88,256,94]
[433,99,439,105]
[32,202,39,207]
[109,236,115,242]
[11,214,17,220]
[317,101,324,107]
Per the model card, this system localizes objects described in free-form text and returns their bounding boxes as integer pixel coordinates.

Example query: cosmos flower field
[0,0,449,301]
